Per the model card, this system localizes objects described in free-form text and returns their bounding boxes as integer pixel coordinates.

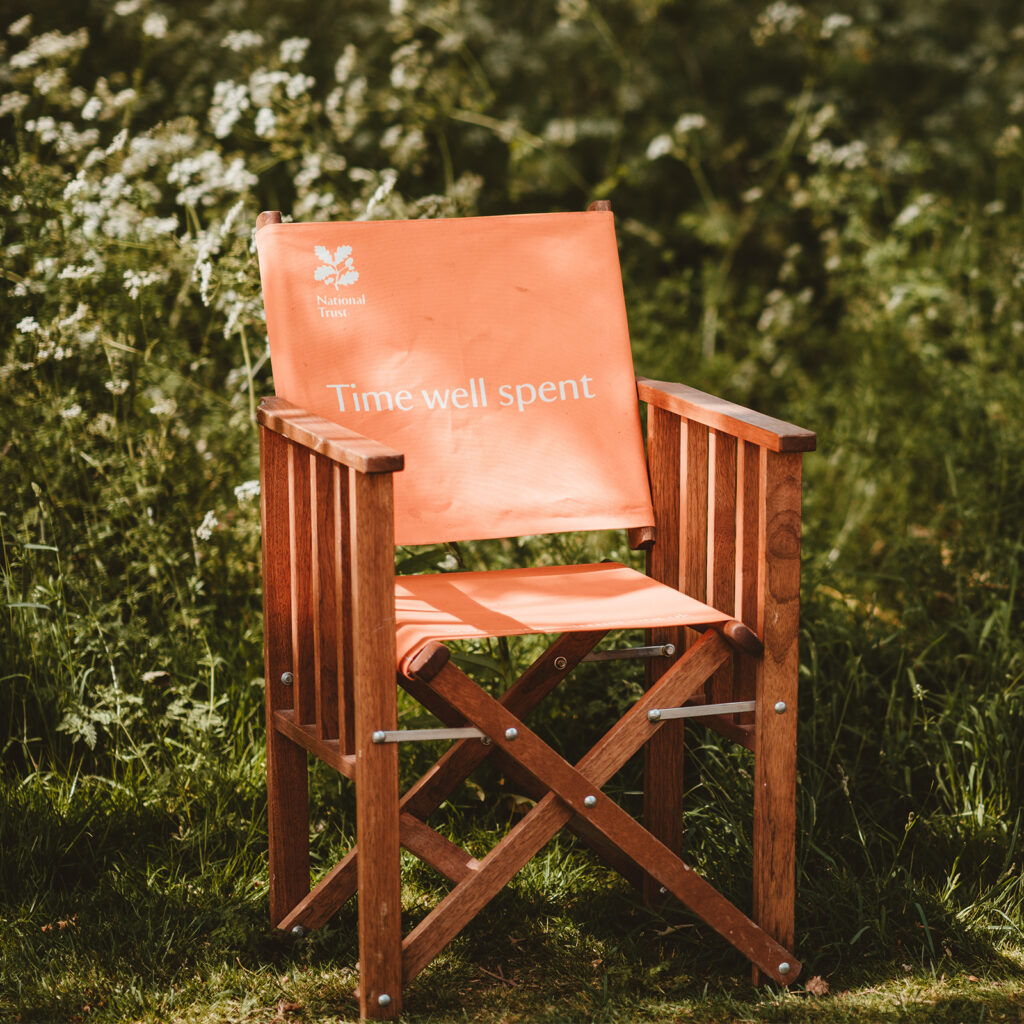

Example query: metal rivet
[280,671,294,686]
[553,656,568,670]
[662,643,676,657]
[291,924,306,937]
[774,701,787,715]
[583,794,597,808]
[659,885,668,895]
[377,993,392,1007]
[778,962,791,976]
[371,730,387,744]
[480,735,492,746]
[647,708,662,722]
[504,727,518,741]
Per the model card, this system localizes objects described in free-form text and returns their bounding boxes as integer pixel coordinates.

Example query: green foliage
[1,0,1023,1020]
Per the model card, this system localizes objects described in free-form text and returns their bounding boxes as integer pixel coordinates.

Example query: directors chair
[254,203,815,1018]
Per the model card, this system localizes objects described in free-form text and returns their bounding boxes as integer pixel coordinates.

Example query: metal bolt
[280,671,294,686]
[662,643,676,657]
[647,708,662,722]
[583,794,597,808]
[777,962,791,976]
[553,656,568,670]
[371,730,387,744]
[377,993,392,1007]
[291,925,307,937]
[504,727,518,741]
[479,735,492,746]
[774,701,787,715]
[659,885,668,896]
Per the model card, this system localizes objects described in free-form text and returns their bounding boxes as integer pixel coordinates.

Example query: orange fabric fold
[395,562,731,676]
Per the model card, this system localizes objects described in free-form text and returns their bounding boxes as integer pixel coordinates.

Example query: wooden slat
[273,710,355,779]
[401,633,730,984]
[288,445,315,725]
[709,430,737,707]
[682,419,709,603]
[636,378,816,453]
[333,462,355,753]
[644,405,685,901]
[311,455,338,740]
[399,812,480,884]
[736,442,763,716]
[261,426,310,926]
[258,397,404,473]
[752,452,802,961]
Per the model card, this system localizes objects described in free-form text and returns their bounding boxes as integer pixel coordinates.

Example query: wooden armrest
[636,377,816,453]
[257,396,404,473]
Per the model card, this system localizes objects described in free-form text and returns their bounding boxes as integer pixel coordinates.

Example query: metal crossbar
[647,700,756,722]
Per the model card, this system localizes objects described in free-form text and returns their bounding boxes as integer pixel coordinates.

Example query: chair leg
[355,737,402,1019]
[266,724,310,926]
[642,720,685,903]
[751,450,802,980]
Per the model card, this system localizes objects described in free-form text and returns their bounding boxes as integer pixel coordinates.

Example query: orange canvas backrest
[256,211,655,546]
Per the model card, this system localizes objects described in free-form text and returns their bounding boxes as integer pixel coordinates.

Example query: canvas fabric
[394,562,730,676]
[256,212,656,546]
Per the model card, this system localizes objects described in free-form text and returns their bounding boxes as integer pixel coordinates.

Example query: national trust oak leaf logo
[314,245,359,288]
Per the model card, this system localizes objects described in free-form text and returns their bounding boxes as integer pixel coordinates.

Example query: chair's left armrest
[257,396,404,473]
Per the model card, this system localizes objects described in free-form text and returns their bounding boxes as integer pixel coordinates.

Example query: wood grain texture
[311,455,338,740]
[637,378,816,453]
[258,397,404,473]
[333,462,356,753]
[736,441,764,716]
[256,210,282,230]
[273,710,355,779]
[643,405,685,901]
[288,445,315,725]
[261,426,310,927]
[752,452,802,957]
[350,470,402,1019]
[399,812,480,883]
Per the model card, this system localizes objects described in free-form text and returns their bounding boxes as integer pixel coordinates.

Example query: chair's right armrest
[636,377,816,453]
[257,396,404,473]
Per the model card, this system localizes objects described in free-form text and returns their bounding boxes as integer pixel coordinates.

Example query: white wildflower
[673,113,706,135]
[209,79,250,139]
[9,28,88,69]
[645,133,673,160]
[81,95,103,120]
[104,379,130,396]
[334,44,357,82]
[0,92,30,117]
[820,13,852,39]
[234,480,261,503]
[142,12,169,39]
[148,395,177,417]
[123,268,163,299]
[279,37,310,64]
[221,29,263,52]
[17,317,39,334]
[753,2,805,43]
[113,0,143,14]
[254,107,275,137]
[361,169,398,219]
[248,69,290,107]
[196,510,219,541]
[61,403,82,420]
[8,14,31,36]
[34,68,67,96]
[285,73,315,100]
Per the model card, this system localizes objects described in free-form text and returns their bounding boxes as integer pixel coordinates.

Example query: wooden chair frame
[258,360,814,1017]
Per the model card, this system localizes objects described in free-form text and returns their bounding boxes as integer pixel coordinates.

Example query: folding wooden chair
[254,204,815,1018]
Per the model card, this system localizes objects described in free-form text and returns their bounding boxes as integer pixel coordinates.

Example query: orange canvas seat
[395,562,730,676]
[254,203,816,1018]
